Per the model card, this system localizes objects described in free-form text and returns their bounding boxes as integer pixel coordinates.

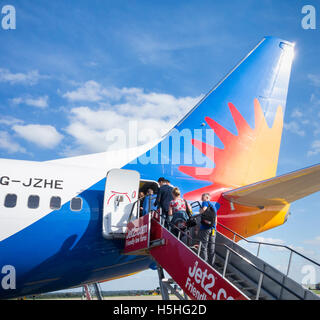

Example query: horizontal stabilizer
[223,164,320,207]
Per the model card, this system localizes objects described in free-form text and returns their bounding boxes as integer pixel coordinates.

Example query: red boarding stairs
[123,211,248,300]
[123,210,320,300]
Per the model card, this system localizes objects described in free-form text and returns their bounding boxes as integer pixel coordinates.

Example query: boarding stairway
[82,283,103,300]
[123,205,320,300]
[212,223,320,300]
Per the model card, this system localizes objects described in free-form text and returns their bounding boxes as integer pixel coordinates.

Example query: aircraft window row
[3,194,83,211]
[50,196,61,210]
[71,197,82,211]
[4,194,17,208]
[28,195,40,209]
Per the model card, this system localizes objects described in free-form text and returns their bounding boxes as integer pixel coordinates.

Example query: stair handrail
[152,213,310,300]
[223,244,306,300]
[218,221,320,268]
[190,201,320,270]
[127,195,147,223]
[130,198,319,267]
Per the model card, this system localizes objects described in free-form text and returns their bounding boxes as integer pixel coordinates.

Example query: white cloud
[12,95,49,108]
[63,81,146,103]
[0,68,43,85]
[304,236,320,246]
[0,131,26,154]
[11,97,23,105]
[63,80,107,102]
[307,140,320,156]
[85,61,98,67]
[126,32,216,66]
[308,74,320,87]
[275,264,287,273]
[284,121,305,137]
[62,83,202,155]
[0,116,23,126]
[291,109,303,118]
[252,237,313,256]
[12,124,63,149]
[254,236,285,245]
[310,93,320,105]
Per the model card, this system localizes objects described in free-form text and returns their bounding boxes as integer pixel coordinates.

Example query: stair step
[214,262,224,268]
[241,287,256,292]
[248,294,268,300]
[232,279,246,284]
[162,278,174,284]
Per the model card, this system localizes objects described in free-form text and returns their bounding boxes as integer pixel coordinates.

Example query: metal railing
[217,222,320,276]
[127,195,145,223]
[131,200,320,276]
[153,211,307,300]
[127,194,157,223]
[190,201,320,279]
[222,245,304,300]
[126,199,319,299]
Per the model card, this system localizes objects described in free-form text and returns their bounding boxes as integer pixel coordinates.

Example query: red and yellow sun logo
[179,98,284,200]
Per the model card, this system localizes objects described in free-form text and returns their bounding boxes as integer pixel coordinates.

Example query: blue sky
[1,0,320,290]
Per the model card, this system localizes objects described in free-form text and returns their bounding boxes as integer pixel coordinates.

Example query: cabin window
[28,195,40,209]
[4,194,17,208]
[50,196,61,210]
[70,197,82,211]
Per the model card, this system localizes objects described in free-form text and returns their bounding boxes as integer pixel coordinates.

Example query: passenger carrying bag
[184,199,192,217]
[200,205,216,228]
[186,216,197,228]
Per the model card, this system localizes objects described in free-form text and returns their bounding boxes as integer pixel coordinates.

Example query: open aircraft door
[102,169,140,239]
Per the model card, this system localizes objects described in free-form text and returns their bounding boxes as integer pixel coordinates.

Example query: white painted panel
[103,169,140,238]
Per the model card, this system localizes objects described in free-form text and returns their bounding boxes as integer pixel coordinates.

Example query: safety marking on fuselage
[92,257,150,273]
[25,277,60,286]
[100,271,141,282]
[107,191,131,205]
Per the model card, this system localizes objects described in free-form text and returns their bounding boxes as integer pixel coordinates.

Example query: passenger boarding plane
[0,36,319,299]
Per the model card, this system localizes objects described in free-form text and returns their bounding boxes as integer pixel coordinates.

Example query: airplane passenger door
[102,169,140,239]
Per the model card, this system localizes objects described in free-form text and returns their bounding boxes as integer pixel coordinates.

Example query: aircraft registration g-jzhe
[0,36,319,300]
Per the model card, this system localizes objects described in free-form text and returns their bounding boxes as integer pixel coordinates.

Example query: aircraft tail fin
[125,36,295,200]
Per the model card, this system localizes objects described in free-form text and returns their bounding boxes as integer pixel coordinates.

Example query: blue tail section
[124,36,294,197]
